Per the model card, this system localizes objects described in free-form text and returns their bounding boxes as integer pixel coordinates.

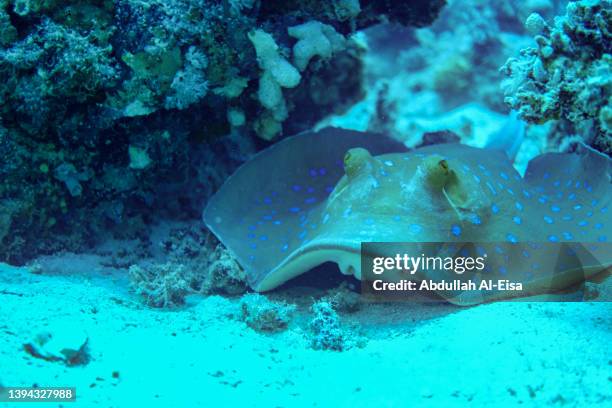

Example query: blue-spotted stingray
[204,128,611,305]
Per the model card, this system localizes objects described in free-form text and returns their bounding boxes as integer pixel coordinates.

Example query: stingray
[204,128,611,305]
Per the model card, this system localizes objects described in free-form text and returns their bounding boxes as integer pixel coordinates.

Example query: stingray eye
[439,160,449,172]
[344,151,351,166]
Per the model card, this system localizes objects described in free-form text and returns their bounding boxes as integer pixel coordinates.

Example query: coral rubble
[239,293,296,333]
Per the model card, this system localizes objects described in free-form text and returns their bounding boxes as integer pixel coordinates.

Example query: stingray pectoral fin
[204,127,406,290]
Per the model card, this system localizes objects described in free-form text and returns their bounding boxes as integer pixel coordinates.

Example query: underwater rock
[24,326,89,366]
[239,293,296,333]
[501,0,612,155]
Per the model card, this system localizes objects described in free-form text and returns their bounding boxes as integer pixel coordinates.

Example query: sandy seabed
[0,254,610,408]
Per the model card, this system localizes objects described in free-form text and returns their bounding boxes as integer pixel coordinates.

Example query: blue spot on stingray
[573,204,582,210]
[409,224,423,234]
[538,196,548,204]
[292,185,301,192]
[568,193,576,201]
[507,188,515,196]
[469,214,482,225]
[473,174,481,183]
[543,215,554,224]
[598,235,607,242]
[515,202,523,211]
[307,187,315,193]
[289,207,301,213]
[309,169,318,177]
[298,230,307,240]
[543,172,550,179]
[595,223,603,230]
[263,197,272,204]
[451,224,462,237]
[248,225,257,231]
[263,215,273,221]
[259,235,268,241]
[575,181,581,188]
[591,199,598,206]
[601,206,608,214]
[551,205,561,212]
[499,266,507,275]
[523,190,532,198]
[325,185,334,194]
[512,216,522,225]
[393,215,401,222]
[250,243,257,249]
[506,233,518,243]
[562,232,573,240]
[304,197,317,204]
[478,164,486,171]
[273,220,282,225]
[578,220,588,227]
[281,243,289,252]
[495,246,504,254]
[319,167,327,176]
[463,164,471,172]
[379,169,388,177]
[548,235,559,242]
[492,204,500,214]
[586,211,593,217]
[247,233,256,239]
[248,255,255,261]
[553,180,560,187]
[500,172,509,180]
[364,218,375,226]
[586,185,593,193]
[522,250,530,258]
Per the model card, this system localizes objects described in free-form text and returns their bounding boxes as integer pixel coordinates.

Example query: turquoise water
[1,0,610,406]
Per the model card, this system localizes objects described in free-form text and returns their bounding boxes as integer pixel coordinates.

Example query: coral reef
[0,0,446,264]
[342,0,567,149]
[501,0,611,154]
[239,293,296,333]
